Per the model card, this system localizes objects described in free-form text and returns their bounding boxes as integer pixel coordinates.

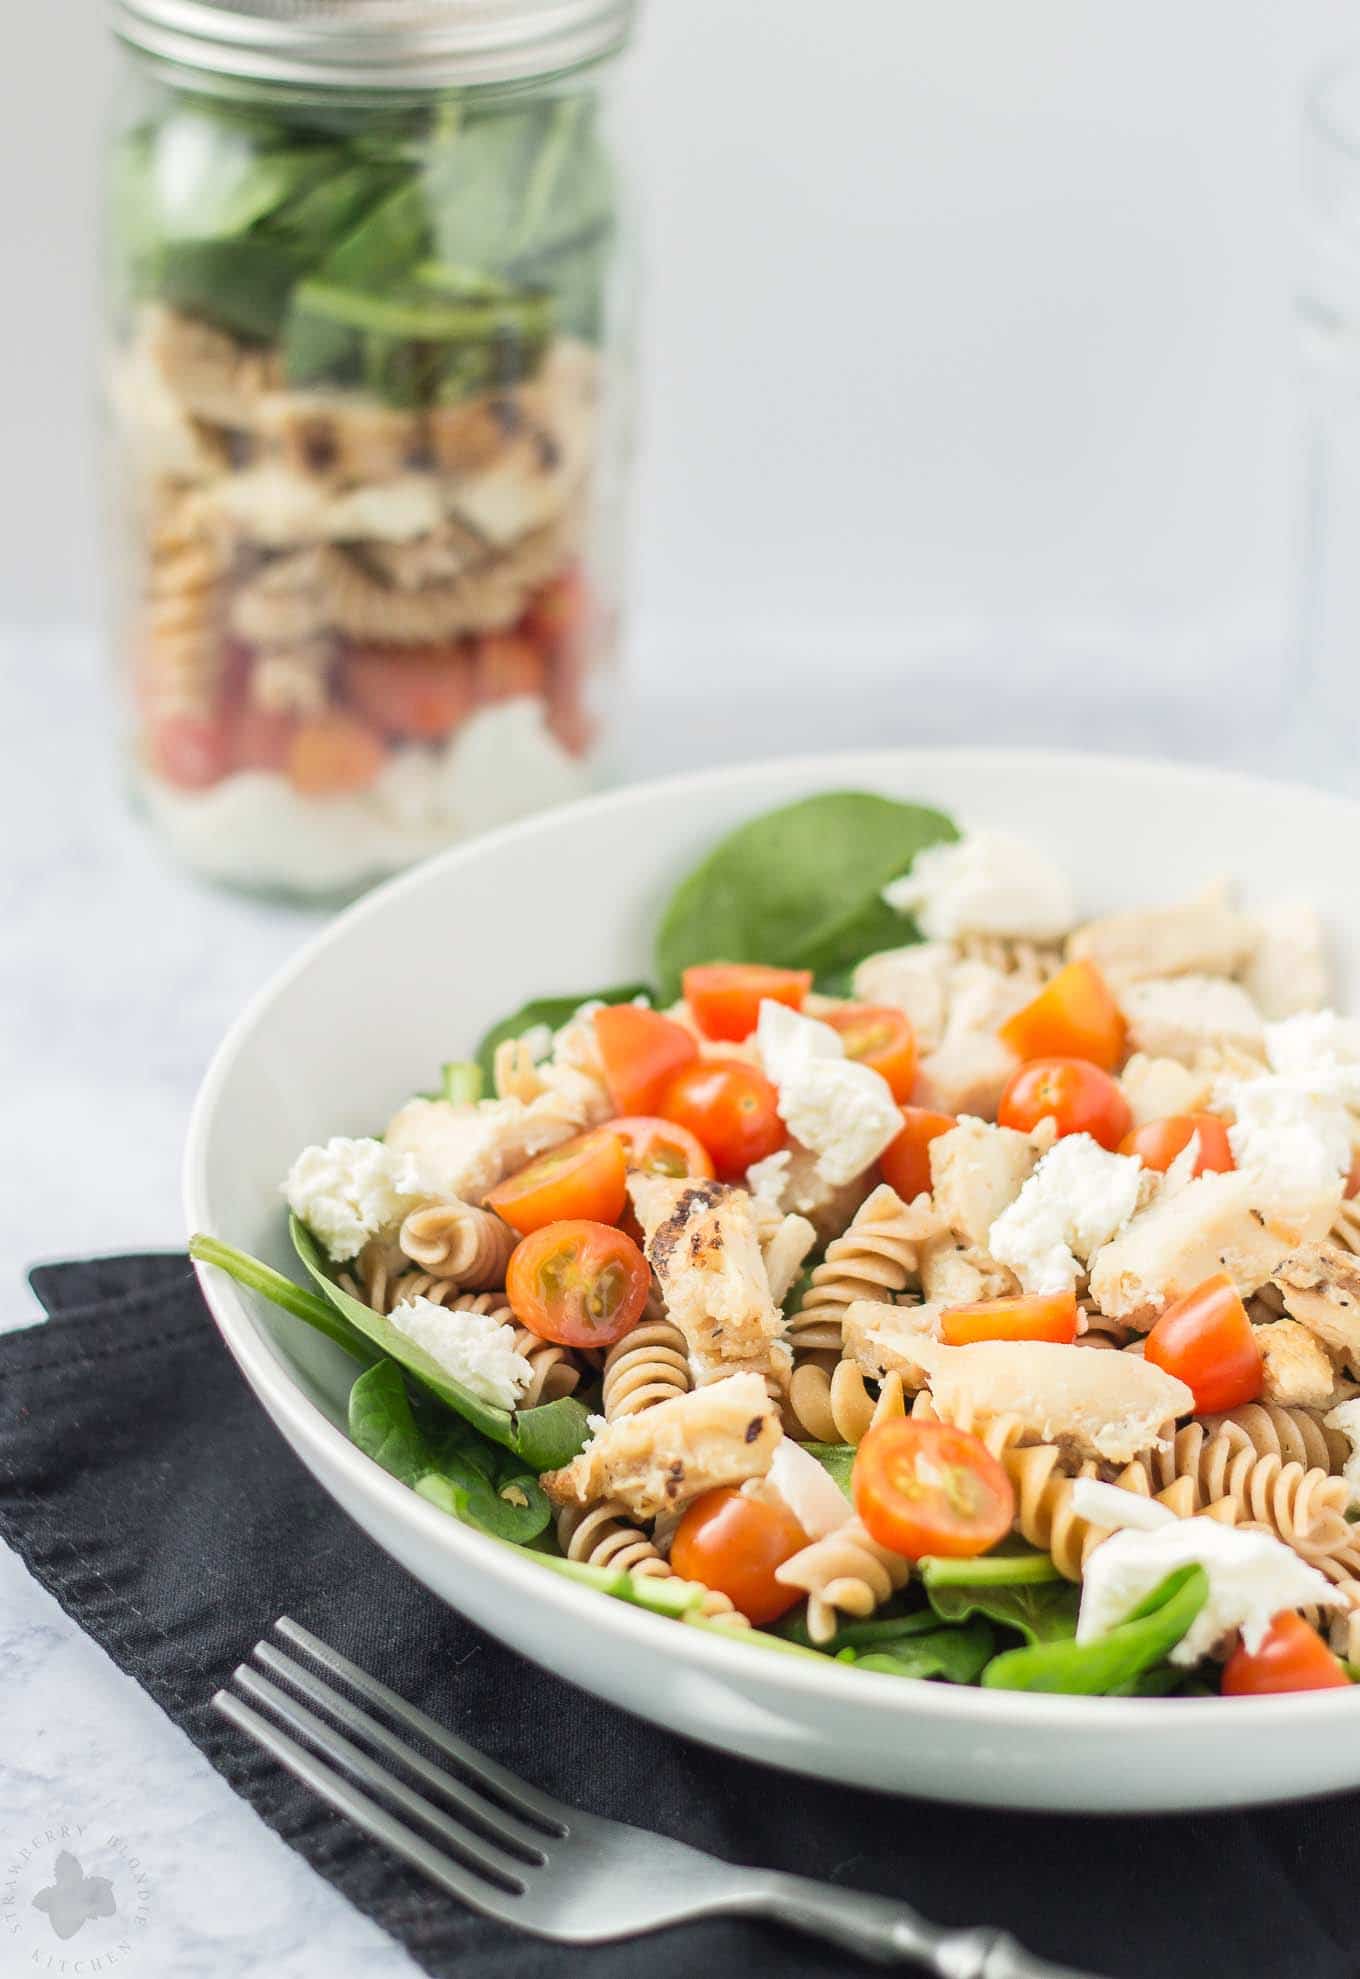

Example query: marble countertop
[6,624,1353,1978]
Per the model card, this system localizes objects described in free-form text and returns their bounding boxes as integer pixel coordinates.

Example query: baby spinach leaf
[839,1617,995,1685]
[927,1579,1080,1648]
[152,237,311,341]
[981,1565,1209,1695]
[348,1360,430,1483]
[473,983,651,1085]
[190,1234,378,1364]
[288,1219,590,1471]
[776,1605,942,1654]
[653,793,958,1000]
[919,1545,1062,1589]
[414,1469,549,1545]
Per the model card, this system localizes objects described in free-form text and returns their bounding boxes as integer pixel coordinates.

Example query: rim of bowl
[184,744,1360,1743]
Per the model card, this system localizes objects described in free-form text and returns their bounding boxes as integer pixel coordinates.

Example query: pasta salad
[197,790,1360,1698]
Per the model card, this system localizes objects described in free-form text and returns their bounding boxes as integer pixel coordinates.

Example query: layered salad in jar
[106,80,624,893]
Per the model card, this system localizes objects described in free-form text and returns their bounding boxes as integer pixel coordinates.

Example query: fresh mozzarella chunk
[1252,1319,1339,1409]
[384,1092,584,1205]
[1077,1518,1340,1665]
[756,1002,901,1185]
[1323,1399,1360,1504]
[1088,1171,1325,1328]
[282,1136,428,1262]
[908,1337,1193,1465]
[1117,1053,1211,1128]
[929,1117,1039,1250]
[1067,1478,1177,1534]
[540,1372,780,1519]
[987,1134,1145,1296]
[881,832,1076,942]
[628,1175,789,1384]
[1120,975,1264,1069]
[851,941,956,1052]
[1066,900,1258,988]
[842,1298,944,1381]
[753,1438,854,1539]
[1272,1243,1360,1376]
[1242,903,1331,1022]
[389,1296,531,1409]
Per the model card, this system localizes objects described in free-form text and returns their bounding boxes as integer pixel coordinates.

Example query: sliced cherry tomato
[610,1116,715,1181]
[506,1219,649,1348]
[1119,1113,1235,1177]
[682,964,812,1043]
[343,643,473,741]
[670,1487,809,1625]
[1144,1271,1263,1414]
[997,1056,1132,1150]
[287,713,386,796]
[486,1129,627,1236]
[998,960,1127,1072]
[594,1006,699,1115]
[521,566,590,654]
[1222,1611,1351,1695]
[823,1004,919,1101]
[879,1106,958,1203]
[853,1419,1015,1561]
[231,704,297,773]
[940,1291,1079,1347]
[657,1060,784,1179]
[473,632,547,703]
[148,713,233,790]
[1346,1150,1360,1200]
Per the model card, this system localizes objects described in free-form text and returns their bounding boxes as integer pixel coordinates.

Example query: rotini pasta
[1123,1419,1352,1560]
[1204,1401,1351,1475]
[786,1360,906,1446]
[774,1516,911,1643]
[791,1185,923,1357]
[602,1317,692,1419]
[399,1201,517,1289]
[556,1502,746,1623]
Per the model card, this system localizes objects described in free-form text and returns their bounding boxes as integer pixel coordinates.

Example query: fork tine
[212,1691,525,1924]
[273,1617,568,1833]
[232,1666,541,1883]
[245,1647,550,1862]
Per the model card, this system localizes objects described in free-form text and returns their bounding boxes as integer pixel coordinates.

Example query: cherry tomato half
[1346,1149,1360,1200]
[997,1056,1132,1151]
[853,1419,1015,1561]
[656,1060,785,1179]
[940,1291,1079,1348]
[1119,1113,1235,1177]
[1221,1611,1351,1695]
[998,960,1127,1072]
[594,1005,699,1115]
[287,713,386,796]
[343,643,473,741]
[149,713,233,790]
[1144,1271,1263,1414]
[506,1219,650,1349]
[682,964,813,1043]
[610,1116,716,1181]
[670,1487,809,1625]
[823,1004,919,1101]
[879,1106,958,1203]
[486,1129,628,1236]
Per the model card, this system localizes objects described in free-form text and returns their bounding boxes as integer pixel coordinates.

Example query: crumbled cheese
[753,1438,854,1540]
[746,1148,793,1212]
[1076,1516,1340,1665]
[389,1297,532,1410]
[1324,1399,1360,1507]
[755,1003,901,1187]
[282,1136,427,1262]
[987,1134,1145,1295]
[1067,1478,1177,1534]
[881,831,1075,941]
[1216,1011,1360,1216]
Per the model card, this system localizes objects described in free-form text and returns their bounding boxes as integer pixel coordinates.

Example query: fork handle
[757,1873,1104,1978]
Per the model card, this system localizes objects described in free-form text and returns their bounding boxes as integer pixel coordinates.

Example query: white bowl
[185,747,1360,1814]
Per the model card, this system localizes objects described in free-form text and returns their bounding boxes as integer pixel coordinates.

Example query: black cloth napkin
[1,1257,1354,1979]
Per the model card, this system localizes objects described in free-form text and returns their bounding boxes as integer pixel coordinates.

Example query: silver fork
[214,1617,1103,1978]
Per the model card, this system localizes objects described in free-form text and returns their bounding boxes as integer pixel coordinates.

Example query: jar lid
[110,0,636,90]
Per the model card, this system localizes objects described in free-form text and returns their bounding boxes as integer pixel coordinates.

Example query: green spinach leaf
[473,983,651,1086]
[838,1617,995,1685]
[927,1579,1080,1648]
[981,1565,1209,1695]
[653,793,958,1000]
[351,1362,549,1542]
[776,1606,942,1654]
[190,1233,378,1364]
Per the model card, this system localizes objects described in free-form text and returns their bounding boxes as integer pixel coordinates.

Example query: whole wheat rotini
[398,1202,517,1289]
[1121,1419,1352,1560]
[774,1517,910,1643]
[791,1185,924,1357]
[556,1502,746,1623]
[602,1318,691,1420]
[786,1361,907,1446]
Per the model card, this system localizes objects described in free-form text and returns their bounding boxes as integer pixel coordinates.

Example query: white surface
[186,747,1360,1822]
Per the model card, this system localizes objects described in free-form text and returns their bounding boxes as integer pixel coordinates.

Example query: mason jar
[104,0,637,896]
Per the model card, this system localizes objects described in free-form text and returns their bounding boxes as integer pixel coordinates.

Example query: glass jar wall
[104,1,635,895]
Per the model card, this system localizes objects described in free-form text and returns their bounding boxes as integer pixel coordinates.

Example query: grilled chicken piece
[254,390,424,482]
[919,1233,1017,1306]
[1253,1319,1340,1409]
[760,1213,818,1305]
[1119,975,1264,1068]
[1272,1243,1360,1377]
[1117,1052,1212,1128]
[1066,899,1258,988]
[628,1175,790,1385]
[141,303,274,429]
[1241,903,1330,1022]
[769,1144,876,1244]
[909,1337,1193,1466]
[929,1118,1037,1250]
[1088,1172,1324,1329]
[384,1093,588,1206]
[540,1372,780,1519]
[842,1298,944,1382]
